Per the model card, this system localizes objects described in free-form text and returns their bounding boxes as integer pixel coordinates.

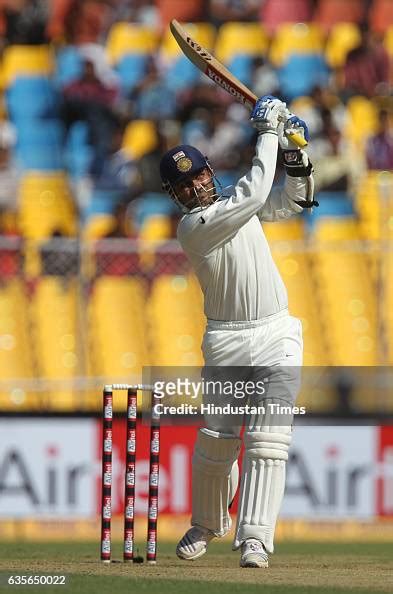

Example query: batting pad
[233,425,292,553]
[192,428,241,537]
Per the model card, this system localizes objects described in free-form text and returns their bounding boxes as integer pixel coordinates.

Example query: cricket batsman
[159,96,317,568]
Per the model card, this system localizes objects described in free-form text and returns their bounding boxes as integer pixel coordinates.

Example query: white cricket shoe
[176,526,215,560]
[240,538,269,568]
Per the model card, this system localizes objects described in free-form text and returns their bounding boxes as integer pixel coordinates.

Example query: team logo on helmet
[176,157,193,173]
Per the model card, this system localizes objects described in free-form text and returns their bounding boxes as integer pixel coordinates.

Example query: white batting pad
[233,424,292,552]
[192,428,241,536]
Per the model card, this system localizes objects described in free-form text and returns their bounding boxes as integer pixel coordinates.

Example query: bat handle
[285,130,308,149]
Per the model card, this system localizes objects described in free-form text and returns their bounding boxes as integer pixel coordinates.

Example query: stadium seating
[32,277,81,410]
[214,22,268,64]
[147,274,205,366]
[313,0,366,29]
[122,120,158,159]
[2,45,54,87]
[0,280,37,411]
[15,119,65,171]
[88,276,149,409]
[344,96,379,150]
[106,23,159,64]
[325,23,362,69]
[260,0,313,33]
[6,77,60,120]
[312,218,378,366]
[55,46,84,87]
[263,220,330,369]
[370,0,393,34]
[64,121,94,179]
[278,54,330,100]
[384,25,393,57]
[269,23,325,67]
[18,173,77,239]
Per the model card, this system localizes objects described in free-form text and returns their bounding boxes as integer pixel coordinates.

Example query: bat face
[205,66,254,106]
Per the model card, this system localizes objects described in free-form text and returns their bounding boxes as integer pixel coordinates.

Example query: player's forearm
[234,133,278,210]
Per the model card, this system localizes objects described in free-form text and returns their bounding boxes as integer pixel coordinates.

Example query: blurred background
[0,0,392,543]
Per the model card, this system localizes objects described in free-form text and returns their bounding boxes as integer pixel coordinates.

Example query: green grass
[0,541,392,594]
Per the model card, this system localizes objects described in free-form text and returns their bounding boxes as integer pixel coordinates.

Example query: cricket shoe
[240,539,269,568]
[176,526,216,560]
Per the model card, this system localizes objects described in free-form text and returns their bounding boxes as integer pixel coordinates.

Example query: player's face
[174,168,216,210]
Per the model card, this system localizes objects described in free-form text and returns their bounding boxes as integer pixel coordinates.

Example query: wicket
[100,384,160,565]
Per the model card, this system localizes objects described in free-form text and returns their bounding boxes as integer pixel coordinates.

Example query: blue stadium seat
[15,119,65,170]
[278,54,330,100]
[6,77,60,120]
[305,191,354,228]
[116,54,149,93]
[64,122,93,178]
[55,46,84,87]
[228,55,254,89]
[84,189,124,219]
[131,193,177,228]
[16,119,65,147]
[15,145,64,171]
[166,56,200,91]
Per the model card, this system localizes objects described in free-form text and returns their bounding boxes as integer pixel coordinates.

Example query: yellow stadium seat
[214,22,268,64]
[269,23,325,67]
[148,274,205,366]
[18,173,77,239]
[106,23,159,64]
[344,96,378,149]
[355,170,393,241]
[160,22,216,62]
[2,45,54,86]
[32,277,81,411]
[122,120,158,159]
[325,23,361,68]
[312,218,378,365]
[83,214,117,240]
[140,215,172,242]
[385,249,393,366]
[384,25,393,58]
[263,219,305,241]
[0,280,39,410]
[89,276,149,409]
[272,247,330,368]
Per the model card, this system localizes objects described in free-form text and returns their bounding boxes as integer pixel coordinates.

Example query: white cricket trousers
[199,308,303,552]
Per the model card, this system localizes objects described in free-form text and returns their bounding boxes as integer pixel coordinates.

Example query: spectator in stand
[209,0,260,26]
[342,24,390,99]
[89,123,140,202]
[47,0,112,45]
[0,0,48,47]
[155,0,207,29]
[0,121,18,211]
[366,109,393,171]
[61,58,122,160]
[251,56,281,100]
[131,57,176,119]
[111,0,159,27]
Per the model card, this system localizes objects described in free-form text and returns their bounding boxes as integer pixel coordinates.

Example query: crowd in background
[0,0,391,240]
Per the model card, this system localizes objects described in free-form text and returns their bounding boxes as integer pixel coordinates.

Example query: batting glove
[278,112,309,151]
[250,95,286,135]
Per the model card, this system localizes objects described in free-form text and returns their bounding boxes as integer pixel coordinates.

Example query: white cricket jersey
[177,133,309,322]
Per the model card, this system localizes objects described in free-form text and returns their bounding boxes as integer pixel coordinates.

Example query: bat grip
[285,130,308,149]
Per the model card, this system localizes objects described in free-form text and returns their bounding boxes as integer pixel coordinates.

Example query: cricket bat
[170,19,307,149]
